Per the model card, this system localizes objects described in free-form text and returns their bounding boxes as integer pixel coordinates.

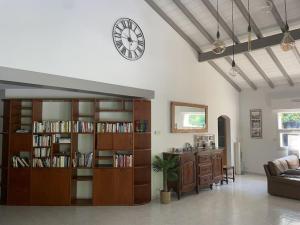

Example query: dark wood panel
[134,133,151,149]
[7,168,31,205]
[32,100,42,121]
[134,150,151,167]
[96,133,113,150]
[93,168,133,205]
[10,133,32,155]
[134,100,151,132]
[31,169,71,205]
[113,133,132,150]
[134,184,151,204]
[134,167,151,185]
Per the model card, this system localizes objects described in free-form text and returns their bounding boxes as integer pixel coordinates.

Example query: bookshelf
[1,98,151,206]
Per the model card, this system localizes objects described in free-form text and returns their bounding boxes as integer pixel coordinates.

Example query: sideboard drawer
[198,164,212,176]
[199,174,212,186]
[198,154,211,164]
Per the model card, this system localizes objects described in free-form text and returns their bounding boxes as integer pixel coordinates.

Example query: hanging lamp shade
[212,0,226,55]
[212,32,226,54]
[281,31,295,51]
[229,60,240,77]
[280,0,295,52]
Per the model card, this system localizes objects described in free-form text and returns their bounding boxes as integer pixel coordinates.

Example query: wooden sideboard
[163,149,223,199]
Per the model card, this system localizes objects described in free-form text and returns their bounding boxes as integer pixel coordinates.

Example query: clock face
[112,18,145,61]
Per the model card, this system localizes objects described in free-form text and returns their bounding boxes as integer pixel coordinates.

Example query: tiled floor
[0,175,300,225]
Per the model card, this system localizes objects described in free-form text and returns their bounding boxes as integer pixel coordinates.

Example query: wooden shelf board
[33,146,51,148]
[97,109,133,112]
[134,183,150,187]
[134,149,151,151]
[96,120,132,123]
[134,165,150,169]
[134,132,151,134]
[96,132,133,134]
[72,176,93,181]
[77,115,94,117]
[73,132,94,134]
[96,149,133,152]
[71,199,93,206]
[33,132,71,134]
[72,167,93,169]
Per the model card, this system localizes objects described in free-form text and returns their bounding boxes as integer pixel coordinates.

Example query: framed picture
[250,109,262,138]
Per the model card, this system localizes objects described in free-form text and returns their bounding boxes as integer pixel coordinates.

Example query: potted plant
[152,154,179,204]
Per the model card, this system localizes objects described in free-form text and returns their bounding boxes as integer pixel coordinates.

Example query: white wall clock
[112,18,145,61]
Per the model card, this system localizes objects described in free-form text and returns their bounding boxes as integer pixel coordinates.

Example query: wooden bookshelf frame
[1,98,151,206]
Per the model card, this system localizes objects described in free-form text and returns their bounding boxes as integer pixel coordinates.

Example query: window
[182,112,205,128]
[278,112,300,148]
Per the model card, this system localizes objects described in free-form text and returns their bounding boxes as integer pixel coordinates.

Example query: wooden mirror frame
[171,101,208,133]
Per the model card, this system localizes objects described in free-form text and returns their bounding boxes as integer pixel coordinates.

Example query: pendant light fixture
[229,0,240,77]
[280,0,295,52]
[247,0,252,51]
[212,0,226,54]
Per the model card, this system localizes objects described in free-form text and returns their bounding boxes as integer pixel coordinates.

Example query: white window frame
[277,112,300,149]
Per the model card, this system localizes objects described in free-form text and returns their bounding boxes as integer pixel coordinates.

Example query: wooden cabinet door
[96,133,113,150]
[7,168,31,205]
[113,133,132,150]
[31,169,71,205]
[93,168,133,205]
[212,152,223,183]
[180,153,196,192]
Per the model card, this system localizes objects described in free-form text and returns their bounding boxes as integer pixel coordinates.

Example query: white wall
[0,0,240,198]
[240,84,300,175]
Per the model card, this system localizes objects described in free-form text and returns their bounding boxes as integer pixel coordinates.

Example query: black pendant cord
[232,0,235,66]
[247,0,251,33]
[216,0,220,39]
[284,0,289,31]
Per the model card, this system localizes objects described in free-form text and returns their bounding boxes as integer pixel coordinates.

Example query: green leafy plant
[152,155,179,192]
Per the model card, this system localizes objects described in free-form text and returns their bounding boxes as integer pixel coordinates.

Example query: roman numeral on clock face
[136,33,143,38]
[121,20,127,29]
[128,50,132,59]
[115,40,123,49]
[120,46,127,55]
[113,31,122,39]
[136,46,143,53]
[128,20,132,30]
[138,40,144,47]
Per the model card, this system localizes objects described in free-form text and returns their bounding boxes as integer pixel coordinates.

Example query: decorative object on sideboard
[250,109,262,138]
[194,134,215,149]
[152,155,179,204]
[171,101,208,133]
[112,18,145,60]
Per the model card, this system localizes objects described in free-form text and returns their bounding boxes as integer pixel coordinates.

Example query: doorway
[218,116,231,166]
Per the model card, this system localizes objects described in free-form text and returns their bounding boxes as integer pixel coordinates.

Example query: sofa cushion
[284,169,300,176]
[285,155,300,169]
[268,159,289,176]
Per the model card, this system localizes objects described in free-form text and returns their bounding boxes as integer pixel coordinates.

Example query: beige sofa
[263,155,300,200]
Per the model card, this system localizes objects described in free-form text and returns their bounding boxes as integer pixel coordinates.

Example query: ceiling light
[280,0,295,52]
[247,0,252,52]
[212,0,226,55]
[229,60,240,77]
[229,0,240,77]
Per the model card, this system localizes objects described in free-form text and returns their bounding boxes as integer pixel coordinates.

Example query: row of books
[33,135,51,147]
[73,152,93,168]
[52,155,70,168]
[33,121,72,133]
[73,121,94,133]
[96,122,133,133]
[12,156,30,168]
[32,158,50,168]
[113,153,133,167]
[33,148,50,158]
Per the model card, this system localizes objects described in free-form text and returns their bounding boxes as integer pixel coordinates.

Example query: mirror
[171,101,208,133]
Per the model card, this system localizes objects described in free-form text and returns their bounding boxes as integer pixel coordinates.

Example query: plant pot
[160,191,171,204]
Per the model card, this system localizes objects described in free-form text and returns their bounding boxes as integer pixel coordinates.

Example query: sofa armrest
[263,164,271,178]
[269,176,300,186]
